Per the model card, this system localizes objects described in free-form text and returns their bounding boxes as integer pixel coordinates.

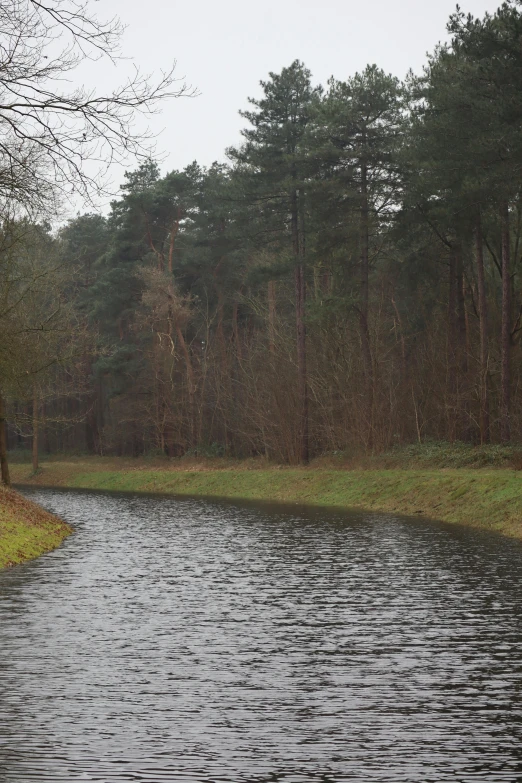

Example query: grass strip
[0,486,72,569]
[11,459,522,539]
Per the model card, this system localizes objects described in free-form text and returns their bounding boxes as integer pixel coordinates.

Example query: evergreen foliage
[6,2,522,463]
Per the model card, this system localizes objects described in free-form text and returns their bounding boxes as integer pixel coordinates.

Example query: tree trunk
[500,202,511,443]
[455,246,470,439]
[42,401,51,454]
[175,325,196,449]
[291,188,309,464]
[359,157,374,449]
[447,249,458,443]
[475,212,490,443]
[232,299,242,362]
[168,210,181,274]
[295,262,308,464]
[32,386,39,473]
[85,395,100,455]
[215,285,226,362]
[0,392,11,487]
[268,280,276,354]
[456,249,467,375]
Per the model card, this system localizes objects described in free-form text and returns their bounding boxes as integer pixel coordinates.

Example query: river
[0,487,521,782]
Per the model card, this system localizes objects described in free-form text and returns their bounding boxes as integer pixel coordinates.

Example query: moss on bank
[0,486,72,568]
[10,457,522,539]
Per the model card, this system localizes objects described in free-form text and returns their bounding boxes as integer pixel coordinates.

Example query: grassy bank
[10,454,522,539]
[0,486,72,569]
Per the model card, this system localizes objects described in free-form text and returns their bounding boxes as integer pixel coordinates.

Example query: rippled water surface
[1,489,522,782]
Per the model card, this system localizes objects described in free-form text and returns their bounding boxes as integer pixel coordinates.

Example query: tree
[59,212,109,453]
[404,46,481,441]
[0,0,193,216]
[0,221,80,482]
[446,1,522,442]
[229,61,321,463]
[0,0,193,482]
[12,2,522,464]
[315,66,403,447]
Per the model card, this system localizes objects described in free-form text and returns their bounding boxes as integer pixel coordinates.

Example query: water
[0,488,521,782]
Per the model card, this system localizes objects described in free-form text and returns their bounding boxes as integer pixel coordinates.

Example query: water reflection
[0,488,521,781]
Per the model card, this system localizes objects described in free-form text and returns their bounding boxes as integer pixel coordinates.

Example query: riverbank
[0,486,72,568]
[10,455,522,539]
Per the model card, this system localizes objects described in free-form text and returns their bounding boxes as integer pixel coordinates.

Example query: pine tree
[229,61,321,463]
[314,66,403,447]
[447,1,522,442]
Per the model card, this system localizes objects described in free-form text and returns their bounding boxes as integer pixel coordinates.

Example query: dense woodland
[4,1,522,466]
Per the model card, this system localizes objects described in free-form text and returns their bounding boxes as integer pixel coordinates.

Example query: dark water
[0,489,522,783]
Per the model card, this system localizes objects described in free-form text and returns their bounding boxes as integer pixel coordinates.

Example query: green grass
[0,486,72,569]
[379,441,522,469]
[313,441,522,470]
[11,457,522,540]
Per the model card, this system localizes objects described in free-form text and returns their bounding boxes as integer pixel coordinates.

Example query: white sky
[76,0,503,209]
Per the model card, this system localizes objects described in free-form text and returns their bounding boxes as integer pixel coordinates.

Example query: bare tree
[0,219,85,483]
[0,0,194,483]
[0,0,194,214]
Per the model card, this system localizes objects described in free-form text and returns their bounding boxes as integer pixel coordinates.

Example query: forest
[3,1,522,469]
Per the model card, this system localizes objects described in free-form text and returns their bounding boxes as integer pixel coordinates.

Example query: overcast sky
[80,0,503,207]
